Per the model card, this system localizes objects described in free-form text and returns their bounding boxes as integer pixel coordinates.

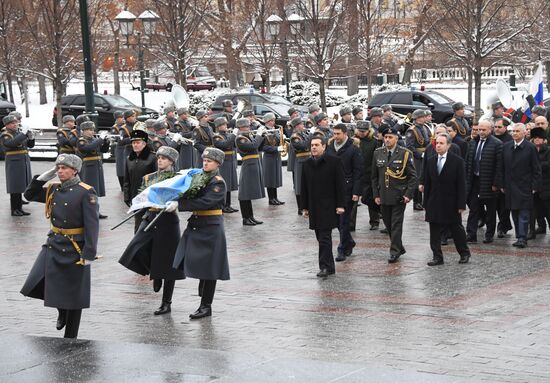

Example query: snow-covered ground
[6,79,532,131]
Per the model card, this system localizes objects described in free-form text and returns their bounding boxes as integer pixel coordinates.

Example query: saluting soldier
[235,118,265,225]
[212,117,239,213]
[372,126,417,263]
[173,107,197,170]
[110,111,126,190]
[1,115,34,216]
[57,115,77,155]
[262,113,285,206]
[77,121,110,219]
[193,110,214,155]
[21,154,99,339]
[312,112,333,140]
[405,109,430,211]
[290,117,311,215]
[150,120,178,153]
[173,147,230,320]
[119,146,184,316]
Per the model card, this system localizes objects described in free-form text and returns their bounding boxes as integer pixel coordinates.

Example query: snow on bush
[271,81,345,107]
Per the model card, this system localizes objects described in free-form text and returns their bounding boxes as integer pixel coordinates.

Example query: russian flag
[521,62,544,121]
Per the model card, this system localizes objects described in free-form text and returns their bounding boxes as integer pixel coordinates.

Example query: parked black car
[52,94,159,128]
[209,92,308,126]
[368,89,478,123]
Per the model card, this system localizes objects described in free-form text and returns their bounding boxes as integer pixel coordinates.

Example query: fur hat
[202,147,225,165]
[55,154,82,172]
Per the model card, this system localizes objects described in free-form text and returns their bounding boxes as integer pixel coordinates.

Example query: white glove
[277,146,284,152]
[232,128,239,136]
[26,130,35,140]
[397,119,405,125]
[99,131,108,139]
[171,133,183,143]
[37,166,57,181]
[309,127,316,134]
[256,126,266,136]
[165,201,178,213]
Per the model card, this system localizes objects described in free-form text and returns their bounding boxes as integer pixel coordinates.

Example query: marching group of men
[2,95,550,337]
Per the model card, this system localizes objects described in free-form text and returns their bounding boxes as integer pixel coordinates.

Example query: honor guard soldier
[173,107,196,169]
[423,109,436,139]
[70,114,90,149]
[262,113,285,206]
[173,147,230,320]
[164,105,177,131]
[286,107,301,182]
[352,105,364,121]
[111,111,126,190]
[312,112,333,140]
[369,107,384,132]
[235,118,265,225]
[372,126,417,263]
[77,121,110,218]
[382,105,398,127]
[21,154,99,339]
[488,101,512,126]
[144,118,158,148]
[221,99,235,121]
[193,110,214,155]
[119,109,138,161]
[212,117,239,213]
[405,109,430,210]
[150,120,178,153]
[120,146,184,316]
[242,109,261,130]
[448,102,471,139]
[307,104,320,129]
[57,115,77,154]
[290,117,312,215]
[1,115,34,216]
[340,105,353,124]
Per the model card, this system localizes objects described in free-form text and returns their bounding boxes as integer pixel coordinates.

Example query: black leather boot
[56,309,67,330]
[153,279,162,292]
[154,301,171,315]
[189,304,212,319]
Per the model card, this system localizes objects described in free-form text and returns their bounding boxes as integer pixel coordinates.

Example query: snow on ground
[6,78,532,131]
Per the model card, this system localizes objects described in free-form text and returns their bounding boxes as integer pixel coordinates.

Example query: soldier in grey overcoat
[77,121,110,218]
[212,117,239,213]
[193,110,214,155]
[57,115,77,155]
[1,115,34,216]
[21,154,99,338]
[405,109,430,211]
[173,147,230,320]
[173,107,196,170]
[235,118,265,225]
[262,113,284,206]
[290,117,311,215]
[110,111,126,190]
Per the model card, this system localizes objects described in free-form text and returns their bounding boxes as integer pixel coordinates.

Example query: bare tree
[290,0,348,111]
[0,0,24,103]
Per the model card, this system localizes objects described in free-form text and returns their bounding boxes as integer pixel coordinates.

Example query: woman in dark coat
[173,147,229,320]
[119,146,184,315]
[123,130,157,232]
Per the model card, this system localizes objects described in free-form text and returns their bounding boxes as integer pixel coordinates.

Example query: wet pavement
[1,161,550,382]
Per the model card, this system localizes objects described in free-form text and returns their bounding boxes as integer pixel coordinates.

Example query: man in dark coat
[494,117,513,237]
[290,117,311,215]
[172,107,197,170]
[21,154,99,338]
[502,123,542,248]
[326,124,363,260]
[110,111,126,190]
[301,137,345,277]
[261,113,284,206]
[212,117,239,213]
[123,130,157,232]
[423,133,471,265]
[173,147,230,319]
[529,127,550,238]
[1,115,34,216]
[446,121,468,158]
[405,109,431,211]
[235,118,265,225]
[464,120,503,243]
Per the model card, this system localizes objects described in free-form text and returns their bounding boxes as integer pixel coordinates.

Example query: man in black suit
[464,120,503,243]
[502,123,542,248]
[301,137,345,278]
[423,133,471,265]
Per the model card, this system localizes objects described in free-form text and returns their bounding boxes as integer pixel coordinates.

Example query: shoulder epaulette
[214,175,223,181]
[78,182,93,190]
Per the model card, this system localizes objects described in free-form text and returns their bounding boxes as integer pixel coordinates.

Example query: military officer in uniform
[307,104,320,129]
[340,105,353,124]
[221,99,234,120]
[369,107,384,132]
[261,113,285,205]
[235,118,265,225]
[77,121,110,219]
[405,109,430,211]
[57,115,77,155]
[212,117,239,213]
[312,112,333,140]
[21,154,99,338]
[163,106,178,131]
[193,110,214,155]
[372,126,417,263]
[118,109,138,162]
[1,115,34,216]
[120,146,184,315]
[150,120,178,153]
[173,107,196,170]
[110,111,126,190]
[352,106,364,121]
[290,117,311,215]
[243,109,261,130]
[173,147,230,319]
[448,102,470,139]
[286,108,300,187]
[382,105,398,127]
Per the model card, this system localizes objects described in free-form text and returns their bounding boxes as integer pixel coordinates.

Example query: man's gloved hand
[37,166,57,181]
[171,133,183,143]
[99,131,108,140]
[256,126,266,137]
[165,201,178,213]
[26,130,35,140]
[232,128,239,136]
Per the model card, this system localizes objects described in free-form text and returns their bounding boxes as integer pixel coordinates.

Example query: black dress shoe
[222,206,233,213]
[56,311,66,330]
[535,227,547,235]
[274,199,285,205]
[413,203,424,211]
[11,210,24,217]
[388,253,401,263]
[154,301,171,315]
[483,237,493,244]
[441,238,448,246]
[497,230,506,238]
[516,240,527,248]
[512,240,521,247]
[458,254,471,264]
[316,269,335,278]
[268,199,279,205]
[251,217,263,224]
[370,224,379,231]
[19,209,31,216]
[527,232,536,240]
[380,228,388,234]
[99,213,108,219]
[189,304,212,319]
[243,218,256,226]
[153,279,162,292]
[226,206,239,213]
[427,258,444,266]
[335,253,346,262]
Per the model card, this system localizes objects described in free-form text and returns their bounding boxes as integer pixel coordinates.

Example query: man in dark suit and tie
[423,133,471,265]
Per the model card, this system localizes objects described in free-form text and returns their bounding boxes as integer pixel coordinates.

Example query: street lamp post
[78,0,96,123]
[267,14,294,100]
[115,9,159,109]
